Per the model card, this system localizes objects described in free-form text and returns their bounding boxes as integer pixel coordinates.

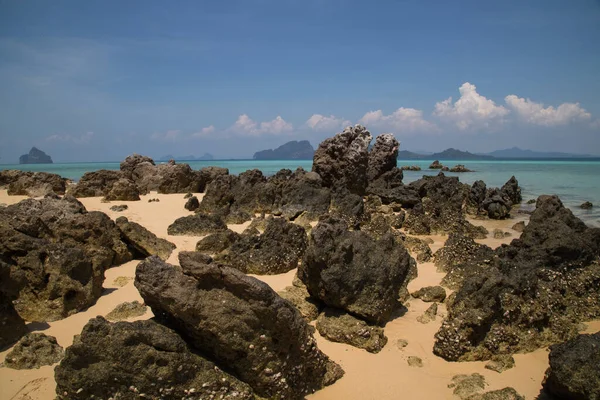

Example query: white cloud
[231,114,293,136]
[306,114,351,132]
[358,107,438,133]
[46,131,94,144]
[434,82,510,130]
[151,129,180,141]
[504,95,591,126]
[191,125,215,138]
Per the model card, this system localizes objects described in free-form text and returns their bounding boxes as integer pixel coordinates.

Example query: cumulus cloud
[434,82,510,130]
[46,131,94,144]
[151,129,180,141]
[191,125,215,138]
[504,95,591,126]
[305,114,351,132]
[231,114,293,136]
[358,107,438,133]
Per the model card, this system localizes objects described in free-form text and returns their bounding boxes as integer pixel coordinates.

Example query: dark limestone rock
[195,229,240,254]
[274,168,331,220]
[119,154,155,182]
[312,125,372,195]
[316,307,388,353]
[411,286,446,303]
[468,180,487,215]
[448,374,487,399]
[367,133,399,181]
[104,178,140,201]
[407,356,423,367]
[4,333,64,369]
[167,213,227,236]
[0,292,27,349]
[278,285,320,322]
[69,170,125,198]
[482,189,512,219]
[416,302,438,324]
[116,216,176,261]
[400,165,421,171]
[465,387,524,400]
[501,176,522,205]
[6,171,67,197]
[105,301,147,321]
[580,201,593,209]
[543,332,600,400]
[184,195,200,211]
[156,162,203,194]
[429,160,443,169]
[215,218,307,275]
[135,257,343,399]
[329,189,366,228]
[225,209,253,224]
[19,147,53,164]
[403,236,433,262]
[55,317,256,400]
[299,217,413,325]
[484,355,515,373]
[110,204,128,212]
[198,166,229,192]
[450,164,473,173]
[198,174,239,215]
[511,221,525,232]
[366,168,421,208]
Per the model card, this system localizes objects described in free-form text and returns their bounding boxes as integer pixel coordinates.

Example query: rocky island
[18,147,53,164]
[253,140,315,159]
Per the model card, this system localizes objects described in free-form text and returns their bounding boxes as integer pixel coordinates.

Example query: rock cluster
[116,216,176,260]
[468,177,522,219]
[4,333,64,369]
[0,170,67,197]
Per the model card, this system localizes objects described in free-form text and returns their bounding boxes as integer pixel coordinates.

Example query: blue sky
[0,0,599,162]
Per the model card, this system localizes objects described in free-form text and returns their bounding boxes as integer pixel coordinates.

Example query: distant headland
[19,147,53,164]
[253,140,315,160]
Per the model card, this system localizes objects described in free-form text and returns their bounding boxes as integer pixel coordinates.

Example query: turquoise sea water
[2,159,599,227]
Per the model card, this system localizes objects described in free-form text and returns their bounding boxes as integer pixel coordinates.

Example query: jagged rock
[184,195,200,211]
[112,276,132,287]
[4,333,64,369]
[278,285,320,322]
[329,189,366,228]
[275,168,332,220]
[299,217,413,325]
[316,307,388,353]
[434,196,600,361]
[403,236,433,262]
[215,218,307,274]
[543,332,600,400]
[400,165,421,171]
[407,356,423,367]
[167,213,227,235]
[104,178,140,201]
[4,171,67,197]
[366,168,421,208]
[0,292,27,349]
[416,302,438,324]
[115,216,175,261]
[429,160,443,169]
[468,180,487,215]
[501,176,522,204]
[312,125,372,195]
[482,189,512,219]
[69,170,125,197]
[484,355,515,373]
[119,154,156,186]
[465,387,524,400]
[396,339,408,349]
[197,174,239,215]
[195,229,240,254]
[225,209,253,224]
[441,166,450,171]
[184,192,193,199]
[511,221,525,232]
[105,301,147,321]
[448,374,487,399]
[580,201,593,209]
[177,251,214,271]
[19,147,53,164]
[411,286,446,302]
[110,204,128,212]
[54,317,256,400]
[367,133,399,181]
[198,166,229,191]
[135,256,343,399]
[450,164,473,173]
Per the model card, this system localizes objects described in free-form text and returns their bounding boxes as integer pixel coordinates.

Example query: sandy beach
[1,189,597,400]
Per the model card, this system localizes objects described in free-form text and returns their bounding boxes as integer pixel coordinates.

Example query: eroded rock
[316,307,388,353]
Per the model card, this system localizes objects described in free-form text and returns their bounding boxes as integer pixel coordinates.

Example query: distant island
[19,147,53,164]
[253,140,314,160]
[398,148,493,160]
[157,153,214,161]
[486,147,596,159]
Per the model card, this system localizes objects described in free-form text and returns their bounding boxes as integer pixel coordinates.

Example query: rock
[450,164,473,172]
[177,251,214,271]
[299,217,414,325]
[105,301,147,321]
[116,216,176,261]
[275,168,331,220]
[400,165,421,171]
[526,199,536,204]
[511,221,525,232]
[198,166,229,192]
[411,286,446,302]
[501,176,522,204]
[316,307,388,353]
[441,166,450,171]
[148,198,160,202]
[366,168,421,208]
[448,374,487,399]
[278,285,320,322]
[0,292,27,349]
[429,160,443,169]
[329,189,366,228]
[184,195,200,211]
[367,133,399,181]
[112,276,132,287]
[4,333,64,369]
[433,195,600,361]
[492,228,510,239]
[465,387,524,400]
[468,180,487,215]
[109,204,128,212]
[407,356,423,367]
[482,189,512,219]
[195,229,240,254]
[416,302,438,324]
[104,178,141,201]
[54,317,256,400]
[167,213,227,235]
[5,171,67,197]
[19,147,53,164]
[215,218,307,275]
[135,256,343,399]
[69,170,125,197]
[543,332,600,400]
[312,125,372,195]
[184,192,193,199]
[581,201,593,209]
[225,209,253,224]
[396,339,408,349]
[119,153,155,180]
[403,236,433,262]
[484,355,515,373]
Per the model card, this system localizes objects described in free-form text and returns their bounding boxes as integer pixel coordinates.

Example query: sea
[2,159,599,228]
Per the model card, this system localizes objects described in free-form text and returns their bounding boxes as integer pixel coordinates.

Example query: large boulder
[4,333,64,369]
[299,217,414,325]
[433,196,600,361]
[312,125,372,195]
[135,256,343,399]
[366,168,421,208]
[195,229,240,254]
[5,171,67,197]
[0,292,27,349]
[104,178,141,201]
[273,168,331,220]
[68,170,126,198]
[116,216,176,260]
[367,133,399,181]
[316,307,388,353]
[543,332,600,400]
[167,213,227,236]
[156,162,203,194]
[55,317,256,400]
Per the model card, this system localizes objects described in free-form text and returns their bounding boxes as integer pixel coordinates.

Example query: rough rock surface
[407,356,423,367]
[69,170,125,198]
[116,216,175,260]
[55,317,256,400]
[403,236,433,262]
[299,217,413,325]
[0,292,28,349]
[366,168,421,208]
[3,171,67,197]
[184,195,200,211]
[449,374,487,399]
[104,178,141,201]
[105,301,147,321]
[484,355,515,373]
[195,229,240,254]
[367,133,399,181]
[110,204,128,212]
[416,302,438,324]
[4,333,64,369]
[429,160,443,169]
[167,213,227,235]
[135,256,343,399]
[511,221,525,232]
[411,286,446,303]
[278,285,320,322]
[450,164,473,173]
[465,387,524,400]
[434,196,600,361]
[316,307,388,353]
[312,125,372,195]
[543,332,600,400]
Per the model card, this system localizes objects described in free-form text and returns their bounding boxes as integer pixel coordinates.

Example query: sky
[0,0,599,162]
